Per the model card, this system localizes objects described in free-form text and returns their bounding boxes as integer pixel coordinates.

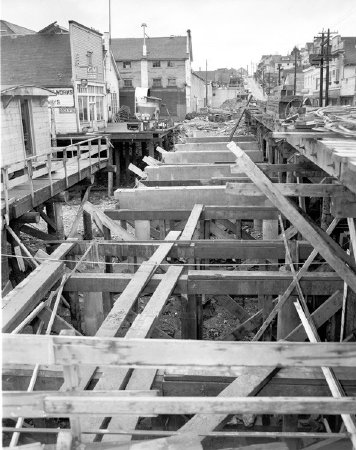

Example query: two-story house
[1,20,120,134]
[111,31,194,120]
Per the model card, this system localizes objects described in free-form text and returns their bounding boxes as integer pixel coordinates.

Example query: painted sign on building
[87,66,97,79]
[48,88,74,107]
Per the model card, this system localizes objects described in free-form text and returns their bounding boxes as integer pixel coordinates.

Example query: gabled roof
[0,19,36,35]
[1,34,72,87]
[111,36,189,61]
[38,21,68,34]
[1,85,55,96]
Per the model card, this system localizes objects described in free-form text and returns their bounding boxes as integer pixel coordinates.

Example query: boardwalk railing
[1,135,110,222]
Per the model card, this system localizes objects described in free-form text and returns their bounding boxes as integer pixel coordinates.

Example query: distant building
[1,20,120,134]
[302,35,356,106]
[0,19,35,36]
[111,31,196,120]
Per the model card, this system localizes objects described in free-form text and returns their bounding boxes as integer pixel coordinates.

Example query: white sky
[2,0,356,72]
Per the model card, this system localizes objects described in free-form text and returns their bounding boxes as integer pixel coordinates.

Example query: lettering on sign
[87,66,97,79]
[48,88,74,107]
[59,107,76,114]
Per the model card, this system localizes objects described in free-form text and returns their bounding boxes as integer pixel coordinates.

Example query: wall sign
[48,88,74,107]
[59,107,76,114]
[87,66,97,79]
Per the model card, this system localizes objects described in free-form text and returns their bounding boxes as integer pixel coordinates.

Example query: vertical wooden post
[102,226,114,316]
[81,189,93,240]
[115,145,121,187]
[53,202,65,240]
[253,219,262,235]
[107,138,114,196]
[1,227,10,290]
[235,219,242,239]
[60,330,82,447]
[148,141,155,158]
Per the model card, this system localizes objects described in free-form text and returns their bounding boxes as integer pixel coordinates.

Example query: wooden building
[1,20,120,134]
[1,85,54,169]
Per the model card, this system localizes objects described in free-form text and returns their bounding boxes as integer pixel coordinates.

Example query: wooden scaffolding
[2,120,356,450]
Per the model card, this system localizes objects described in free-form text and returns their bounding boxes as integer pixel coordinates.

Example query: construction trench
[2,103,356,450]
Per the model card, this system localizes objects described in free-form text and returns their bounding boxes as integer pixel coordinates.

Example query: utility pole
[325,28,330,106]
[278,63,282,85]
[108,0,111,46]
[205,59,208,108]
[319,32,324,107]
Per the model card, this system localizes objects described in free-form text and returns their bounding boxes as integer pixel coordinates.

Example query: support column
[1,228,10,291]
[102,226,114,317]
[261,218,278,341]
[107,139,114,196]
[81,189,93,241]
[53,202,65,240]
[148,141,155,158]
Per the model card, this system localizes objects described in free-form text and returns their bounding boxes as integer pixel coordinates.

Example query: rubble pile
[220,98,243,111]
[177,114,250,140]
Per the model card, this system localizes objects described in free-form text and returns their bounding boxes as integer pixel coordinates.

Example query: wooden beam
[3,394,356,418]
[114,186,273,210]
[69,239,313,261]
[226,182,350,198]
[64,271,343,296]
[4,335,356,369]
[227,142,356,294]
[105,206,279,221]
[180,204,204,241]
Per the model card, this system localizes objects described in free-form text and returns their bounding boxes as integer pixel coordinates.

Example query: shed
[1,85,54,170]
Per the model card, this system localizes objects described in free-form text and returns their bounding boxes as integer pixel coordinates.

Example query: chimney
[186,29,193,62]
[141,23,147,57]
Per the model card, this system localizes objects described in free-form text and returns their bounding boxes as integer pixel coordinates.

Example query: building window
[153,61,161,68]
[20,99,33,156]
[167,60,174,67]
[152,78,162,87]
[78,83,105,123]
[78,96,88,122]
[96,96,104,120]
[167,78,176,86]
[123,79,133,87]
[123,61,131,69]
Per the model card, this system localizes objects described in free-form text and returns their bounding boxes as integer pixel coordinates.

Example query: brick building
[111,31,198,120]
[1,20,120,134]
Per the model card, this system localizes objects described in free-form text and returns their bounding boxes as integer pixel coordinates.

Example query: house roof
[38,21,68,34]
[111,36,189,61]
[1,34,72,87]
[1,85,55,96]
[0,20,36,35]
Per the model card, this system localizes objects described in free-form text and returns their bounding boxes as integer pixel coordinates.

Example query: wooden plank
[227,142,356,294]
[180,204,204,241]
[83,201,135,241]
[2,259,64,333]
[105,206,279,221]
[2,390,159,418]
[3,393,356,417]
[69,240,313,261]
[64,271,343,296]
[226,182,350,198]
[114,186,273,210]
[129,433,202,450]
[4,335,356,369]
